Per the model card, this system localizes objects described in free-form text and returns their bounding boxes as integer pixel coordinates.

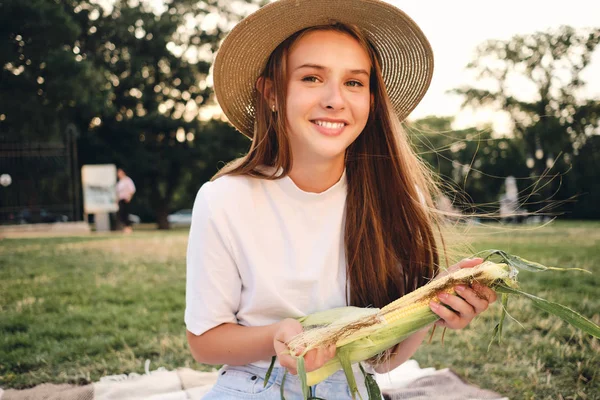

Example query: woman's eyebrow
[294,63,370,76]
[294,63,326,72]
[349,69,370,77]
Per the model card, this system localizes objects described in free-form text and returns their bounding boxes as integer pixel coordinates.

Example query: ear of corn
[289,261,513,364]
[276,252,600,400]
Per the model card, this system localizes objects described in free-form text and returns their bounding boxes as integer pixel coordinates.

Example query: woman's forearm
[373,326,432,374]
[187,322,281,366]
[188,321,432,372]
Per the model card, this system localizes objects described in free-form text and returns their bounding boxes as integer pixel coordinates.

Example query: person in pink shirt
[116,168,136,233]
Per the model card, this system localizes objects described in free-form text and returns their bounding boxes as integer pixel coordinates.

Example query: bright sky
[388,0,600,134]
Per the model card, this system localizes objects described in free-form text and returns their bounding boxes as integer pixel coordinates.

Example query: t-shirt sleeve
[128,178,136,195]
[185,182,241,336]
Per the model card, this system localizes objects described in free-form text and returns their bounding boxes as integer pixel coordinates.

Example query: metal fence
[0,131,80,225]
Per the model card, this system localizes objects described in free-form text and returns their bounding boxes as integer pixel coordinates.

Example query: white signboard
[81,164,118,213]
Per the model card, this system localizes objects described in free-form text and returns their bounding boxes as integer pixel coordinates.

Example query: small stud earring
[271,104,276,112]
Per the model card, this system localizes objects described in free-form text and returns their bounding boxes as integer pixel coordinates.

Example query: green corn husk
[273,251,600,400]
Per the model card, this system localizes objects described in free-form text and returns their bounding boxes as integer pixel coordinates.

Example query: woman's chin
[309,146,349,165]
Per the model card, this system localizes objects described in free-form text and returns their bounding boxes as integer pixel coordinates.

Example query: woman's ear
[256,77,276,109]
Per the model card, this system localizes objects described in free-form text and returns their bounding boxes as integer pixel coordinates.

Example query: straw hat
[213,0,434,138]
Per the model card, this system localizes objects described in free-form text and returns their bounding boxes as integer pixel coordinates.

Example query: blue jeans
[201,363,373,399]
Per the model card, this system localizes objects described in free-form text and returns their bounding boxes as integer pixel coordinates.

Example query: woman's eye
[301,76,319,83]
[346,80,364,87]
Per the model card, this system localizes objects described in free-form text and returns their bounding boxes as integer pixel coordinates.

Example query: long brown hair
[215,23,443,308]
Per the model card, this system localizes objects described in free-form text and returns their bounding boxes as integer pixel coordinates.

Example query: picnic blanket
[0,360,506,400]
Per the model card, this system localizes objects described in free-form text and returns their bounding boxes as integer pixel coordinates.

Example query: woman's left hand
[429,258,498,329]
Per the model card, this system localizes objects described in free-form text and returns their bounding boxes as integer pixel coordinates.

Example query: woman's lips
[311,120,347,137]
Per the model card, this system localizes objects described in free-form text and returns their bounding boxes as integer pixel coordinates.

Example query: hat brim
[214,0,434,138]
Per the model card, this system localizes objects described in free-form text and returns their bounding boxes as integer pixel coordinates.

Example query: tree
[0,0,107,140]
[451,26,600,216]
[1,0,259,227]
[409,116,528,209]
[564,135,600,219]
[0,0,110,223]
[73,0,256,228]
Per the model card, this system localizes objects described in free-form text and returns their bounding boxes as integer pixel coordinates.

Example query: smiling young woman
[282,29,372,185]
[185,1,497,398]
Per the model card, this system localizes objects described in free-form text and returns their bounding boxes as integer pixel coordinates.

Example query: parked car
[167,209,193,225]
[15,208,68,224]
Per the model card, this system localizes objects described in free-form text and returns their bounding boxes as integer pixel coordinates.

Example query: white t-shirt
[185,170,348,367]
[116,176,136,201]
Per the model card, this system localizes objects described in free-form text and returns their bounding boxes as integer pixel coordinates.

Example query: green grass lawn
[0,222,598,399]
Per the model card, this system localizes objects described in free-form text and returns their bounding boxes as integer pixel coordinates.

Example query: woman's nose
[321,82,345,110]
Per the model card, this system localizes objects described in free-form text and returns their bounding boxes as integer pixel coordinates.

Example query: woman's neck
[287,159,345,193]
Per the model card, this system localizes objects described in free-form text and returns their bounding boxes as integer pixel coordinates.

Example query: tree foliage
[79,0,260,228]
[451,26,600,217]
[1,0,257,227]
[3,8,600,222]
[0,0,107,140]
[408,116,529,210]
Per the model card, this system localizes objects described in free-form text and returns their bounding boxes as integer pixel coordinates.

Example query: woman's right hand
[273,318,336,375]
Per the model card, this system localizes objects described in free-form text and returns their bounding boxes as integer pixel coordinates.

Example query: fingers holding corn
[431,293,476,329]
[431,257,497,329]
[274,318,303,375]
[434,257,484,280]
[274,318,337,375]
[303,344,336,373]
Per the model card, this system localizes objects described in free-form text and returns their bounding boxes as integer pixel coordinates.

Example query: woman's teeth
[313,120,345,129]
